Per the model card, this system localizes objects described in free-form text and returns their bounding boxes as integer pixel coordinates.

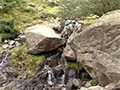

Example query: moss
[90,79,99,86]
[10,43,45,78]
[83,15,99,25]
[67,61,82,69]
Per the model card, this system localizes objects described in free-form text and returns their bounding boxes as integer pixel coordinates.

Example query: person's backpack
[65,20,72,26]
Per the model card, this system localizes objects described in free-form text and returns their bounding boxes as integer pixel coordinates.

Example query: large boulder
[68,10,120,86]
[25,24,65,54]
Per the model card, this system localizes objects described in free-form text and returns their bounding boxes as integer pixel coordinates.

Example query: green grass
[0,34,2,43]
[10,43,45,78]
[0,0,58,33]
[0,0,59,77]
[90,79,99,86]
[67,61,82,69]
[83,15,99,25]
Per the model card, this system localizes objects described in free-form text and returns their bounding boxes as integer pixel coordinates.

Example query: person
[61,20,82,40]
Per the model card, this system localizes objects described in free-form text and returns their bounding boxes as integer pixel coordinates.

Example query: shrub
[20,6,35,13]
[0,0,24,13]
[0,18,19,42]
[57,0,120,19]
[57,0,82,20]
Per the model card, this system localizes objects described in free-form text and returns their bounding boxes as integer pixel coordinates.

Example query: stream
[0,33,91,90]
[0,49,91,90]
[13,52,91,90]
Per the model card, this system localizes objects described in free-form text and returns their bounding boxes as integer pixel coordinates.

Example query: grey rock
[84,81,91,88]
[68,10,120,86]
[63,44,76,61]
[53,65,64,76]
[9,40,15,45]
[105,83,116,90]
[72,79,80,87]
[79,86,105,90]
[25,24,65,54]
[2,44,9,49]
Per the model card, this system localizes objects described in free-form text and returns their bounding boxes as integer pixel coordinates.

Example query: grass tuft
[10,43,45,78]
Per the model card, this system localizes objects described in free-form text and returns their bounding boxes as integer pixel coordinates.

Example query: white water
[61,74,65,86]
[47,68,54,85]
[38,53,68,90]
[43,65,56,85]
[0,51,9,67]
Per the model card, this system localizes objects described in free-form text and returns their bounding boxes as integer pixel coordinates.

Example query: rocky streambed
[0,43,91,90]
[15,53,91,90]
[0,36,116,90]
[0,32,92,90]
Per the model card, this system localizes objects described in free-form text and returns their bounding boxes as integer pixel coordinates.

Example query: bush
[0,18,19,42]
[20,6,35,13]
[83,0,120,16]
[57,0,82,19]
[0,0,24,13]
[57,0,120,19]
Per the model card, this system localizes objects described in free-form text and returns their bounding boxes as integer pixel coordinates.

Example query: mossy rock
[67,61,82,69]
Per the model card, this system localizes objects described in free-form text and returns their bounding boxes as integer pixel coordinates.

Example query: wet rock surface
[0,32,27,90]
[11,53,91,90]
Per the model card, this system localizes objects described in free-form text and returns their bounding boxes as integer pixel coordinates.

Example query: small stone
[105,83,116,90]
[47,87,61,90]
[9,40,15,45]
[0,74,7,84]
[84,81,91,88]
[68,68,76,77]
[66,78,75,90]
[19,35,26,39]
[53,66,64,76]
[79,86,105,90]
[34,84,44,90]
[2,44,9,49]
[72,79,80,87]
[79,87,87,90]
[4,40,8,44]
[15,41,21,46]
[15,37,21,41]
[88,85,105,90]
[8,45,14,49]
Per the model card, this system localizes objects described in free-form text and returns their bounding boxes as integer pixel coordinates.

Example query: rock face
[68,10,120,86]
[25,24,65,54]
[62,44,77,61]
[62,30,79,61]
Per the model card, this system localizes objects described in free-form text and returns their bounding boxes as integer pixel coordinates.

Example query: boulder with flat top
[25,24,65,54]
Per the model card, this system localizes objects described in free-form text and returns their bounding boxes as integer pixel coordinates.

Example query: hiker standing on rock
[61,20,82,40]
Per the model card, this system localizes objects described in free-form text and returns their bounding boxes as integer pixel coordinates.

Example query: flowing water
[0,49,91,90]
[18,52,91,90]
[0,50,15,89]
